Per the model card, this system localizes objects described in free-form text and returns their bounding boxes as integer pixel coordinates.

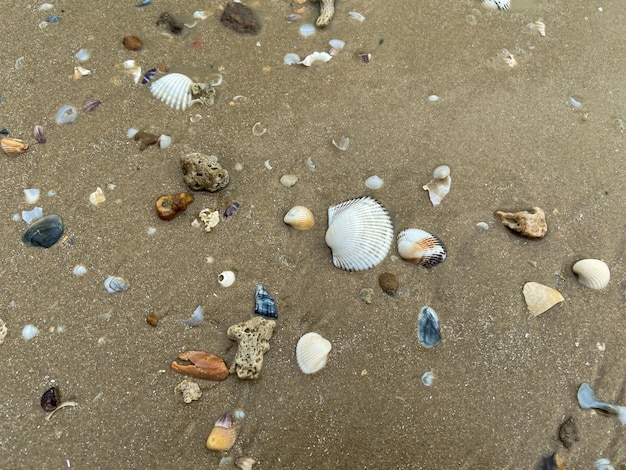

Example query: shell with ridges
[397,228,447,268]
[1,137,29,156]
[325,196,394,271]
[572,259,610,290]
[206,412,237,451]
[296,332,332,374]
[150,73,193,111]
[284,205,315,230]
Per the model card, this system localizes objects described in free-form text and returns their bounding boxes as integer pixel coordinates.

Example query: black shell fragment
[254,283,277,318]
[418,306,441,348]
[22,214,64,248]
[41,386,61,411]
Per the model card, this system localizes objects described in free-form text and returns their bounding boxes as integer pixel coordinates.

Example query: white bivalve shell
[325,196,394,271]
[284,206,314,231]
[218,271,236,287]
[150,73,194,111]
[296,332,332,374]
[397,228,447,268]
[572,259,610,290]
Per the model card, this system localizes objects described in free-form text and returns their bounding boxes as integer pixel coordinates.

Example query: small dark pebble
[146,312,159,327]
[156,12,184,35]
[134,131,159,150]
[221,2,261,35]
[41,386,61,411]
[141,68,157,85]
[83,99,102,112]
[558,416,579,449]
[1,128,10,136]
[378,272,398,297]
[223,202,240,219]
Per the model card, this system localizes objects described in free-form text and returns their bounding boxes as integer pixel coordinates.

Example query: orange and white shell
[572,259,610,290]
[397,228,447,268]
[206,412,237,451]
[284,205,314,230]
[296,332,332,374]
[1,138,29,156]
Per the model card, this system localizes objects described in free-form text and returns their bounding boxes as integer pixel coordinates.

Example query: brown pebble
[558,416,579,449]
[378,272,398,297]
[156,192,194,221]
[134,131,159,150]
[123,35,143,51]
[146,312,159,327]
[221,2,261,34]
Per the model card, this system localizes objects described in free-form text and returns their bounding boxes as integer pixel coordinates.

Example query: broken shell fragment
[171,351,229,381]
[572,259,610,290]
[199,208,220,231]
[218,271,236,287]
[523,282,564,316]
[418,306,441,348]
[577,383,626,423]
[0,318,7,345]
[22,214,64,248]
[254,283,277,318]
[33,125,46,143]
[296,332,332,374]
[284,205,315,230]
[1,137,29,156]
[41,386,61,411]
[397,228,447,268]
[206,413,237,451]
[89,187,106,206]
[423,175,451,207]
[495,207,548,239]
[174,380,202,403]
[104,276,129,293]
[279,174,298,187]
[156,192,194,220]
[378,272,398,297]
[299,51,332,67]
[235,457,258,470]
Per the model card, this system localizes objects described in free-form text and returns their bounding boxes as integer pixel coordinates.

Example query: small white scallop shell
[572,259,610,290]
[104,276,129,293]
[325,196,394,271]
[397,228,447,268]
[218,271,236,287]
[150,73,194,111]
[284,206,315,230]
[296,332,332,374]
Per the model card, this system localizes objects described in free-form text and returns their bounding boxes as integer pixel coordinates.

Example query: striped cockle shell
[1,137,29,156]
[150,73,194,111]
[325,196,394,271]
[296,332,332,374]
[397,228,447,268]
[284,205,315,230]
[572,259,610,290]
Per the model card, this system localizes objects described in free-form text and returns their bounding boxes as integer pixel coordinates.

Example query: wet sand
[2,1,626,468]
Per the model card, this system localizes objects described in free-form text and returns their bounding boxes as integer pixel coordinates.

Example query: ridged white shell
[150,73,193,111]
[325,196,394,271]
[572,259,610,290]
[296,332,332,374]
[284,206,314,230]
[397,228,447,268]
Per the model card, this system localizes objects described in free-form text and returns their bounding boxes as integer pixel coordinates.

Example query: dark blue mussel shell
[22,214,64,248]
[417,306,441,348]
[254,283,277,318]
[141,68,157,85]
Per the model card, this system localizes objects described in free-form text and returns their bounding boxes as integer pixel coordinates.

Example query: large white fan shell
[150,73,193,111]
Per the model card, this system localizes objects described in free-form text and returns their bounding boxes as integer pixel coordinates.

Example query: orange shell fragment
[170,350,229,381]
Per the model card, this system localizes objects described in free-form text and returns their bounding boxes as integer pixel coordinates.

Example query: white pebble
[147,227,156,235]
[127,128,138,139]
[364,175,383,189]
[428,95,440,102]
[12,213,21,222]
[157,134,171,149]
[22,324,39,340]
[74,49,90,62]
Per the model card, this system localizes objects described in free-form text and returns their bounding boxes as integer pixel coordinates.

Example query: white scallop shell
[150,73,194,111]
[397,228,447,268]
[482,0,510,11]
[572,259,610,290]
[284,206,314,230]
[325,196,394,271]
[296,332,332,374]
[218,271,236,287]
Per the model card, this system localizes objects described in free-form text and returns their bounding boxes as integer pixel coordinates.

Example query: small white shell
[193,10,210,20]
[284,206,315,230]
[482,0,510,11]
[123,60,142,84]
[104,276,129,294]
[572,259,610,290]
[150,73,193,111]
[423,175,451,207]
[280,174,298,187]
[72,265,87,276]
[218,271,236,287]
[364,175,383,189]
[22,324,38,340]
[299,52,332,67]
[397,228,447,268]
[432,165,451,180]
[24,188,40,204]
[157,134,172,149]
[283,53,301,65]
[296,332,332,374]
[89,187,105,206]
[325,196,394,271]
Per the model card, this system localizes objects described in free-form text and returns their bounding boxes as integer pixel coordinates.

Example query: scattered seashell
[348,11,365,22]
[306,157,316,172]
[33,125,46,143]
[22,324,39,340]
[423,174,451,207]
[72,265,87,276]
[523,282,564,316]
[421,371,435,386]
[428,95,440,102]
[127,128,138,139]
[73,66,91,79]
[193,10,210,20]
[418,306,441,348]
[572,259,610,290]
[75,49,90,61]
[122,35,142,51]
[496,207,548,239]
[206,413,237,451]
[141,68,157,85]
[299,23,316,37]
[569,96,583,110]
[432,165,450,179]
[264,160,273,170]
[235,456,257,470]
[325,196,394,271]
[55,105,77,124]
[397,228,447,268]
[252,122,267,136]
[41,386,61,411]
[89,187,106,206]
[378,272,398,297]
[136,0,151,7]
[364,175,383,190]
[529,19,546,37]
[482,0,510,11]
[284,206,315,230]
[358,288,374,304]
[22,207,43,224]
[332,136,350,151]
[174,380,202,403]
[223,202,240,219]
[280,174,298,187]
[83,99,102,112]
[577,383,626,424]
[150,73,193,110]
[0,318,7,345]
[329,39,345,51]
[104,276,129,294]
[299,51,332,67]
[45,400,78,421]
[24,188,40,204]
[199,208,220,232]
[284,53,301,65]
[254,283,277,318]
[157,134,171,149]
[558,416,579,449]
[476,222,489,230]
[156,192,194,220]
[296,332,332,374]
[171,351,229,381]
[1,137,29,156]
[359,53,372,64]
[181,305,204,327]
[218,271,236,287]
[22,214,64,248]
[596,459,615,470]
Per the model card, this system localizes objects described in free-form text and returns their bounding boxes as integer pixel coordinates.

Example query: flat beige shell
[89,187,106,206]
[325,196,394,271]
[423,175,451,207]
[572,259,610,290]
[284,205,314,230]
[523,282,564,316]
[296,332,332,374]
[397,228,447,268]
[150,73,194,111]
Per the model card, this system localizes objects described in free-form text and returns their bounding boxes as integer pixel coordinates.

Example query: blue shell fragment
[141,68,157,85]
[254,283,277,318]
[0,128,9,136]
[135,0,151,7]
[46,15,60,23]
[417,306,441,348]
[223,202,240,219]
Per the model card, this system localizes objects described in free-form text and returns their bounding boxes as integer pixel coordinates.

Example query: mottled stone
[227,317,276,379]
[180,153,230,192]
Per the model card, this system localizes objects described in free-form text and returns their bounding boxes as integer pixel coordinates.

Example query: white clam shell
[325,196,394,271]
[296,332,332,374]
[218,271,236,287]
[397,228,447,268]
[284,206,315,230]
[150,73,193,111]
[572,259,610,290]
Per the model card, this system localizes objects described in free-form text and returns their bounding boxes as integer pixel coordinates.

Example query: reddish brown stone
[123,35,143,51]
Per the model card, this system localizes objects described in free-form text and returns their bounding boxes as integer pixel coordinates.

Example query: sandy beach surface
[1,1,626,468]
